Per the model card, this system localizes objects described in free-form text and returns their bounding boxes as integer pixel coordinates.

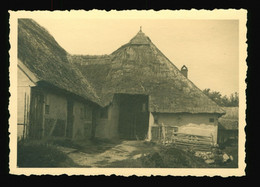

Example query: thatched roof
[18,19,101,105]
[70,30,225,115]
[218,107,238,130]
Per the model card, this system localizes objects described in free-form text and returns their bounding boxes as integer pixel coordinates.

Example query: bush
[17,140,78,167]
[140,145,208,168]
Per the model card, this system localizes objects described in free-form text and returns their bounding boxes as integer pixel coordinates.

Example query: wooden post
[26,94,30,138]
[49,119,58,136]
[22,93,26,140]
[158,125,161,142]
[161,122,166,144]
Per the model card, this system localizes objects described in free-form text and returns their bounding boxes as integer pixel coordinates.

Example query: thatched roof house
[69,29,225,115]
[17,19,226,144]
[18,19,101,105]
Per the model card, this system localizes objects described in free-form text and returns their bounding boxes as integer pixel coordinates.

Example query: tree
[229,92,239,107]
[202,88,239,107]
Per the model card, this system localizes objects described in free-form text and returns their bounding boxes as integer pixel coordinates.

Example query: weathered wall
[44,93,67,120]
[17,68,35,139]
[17,68,35,124]
[43,92,67,137]
[72,101,84,139]
[95,96,120,139]
[153,113,219,144]
[147,112,154,141]
[42,93,94,139]
[72,101,93,139]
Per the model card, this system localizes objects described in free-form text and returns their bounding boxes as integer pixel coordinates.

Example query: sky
[32,17,239,97]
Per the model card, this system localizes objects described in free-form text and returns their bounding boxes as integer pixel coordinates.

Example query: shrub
[140,145,208,168]
[17,140,78,167]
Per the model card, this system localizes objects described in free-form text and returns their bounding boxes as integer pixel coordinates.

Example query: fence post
[162,123,166,144]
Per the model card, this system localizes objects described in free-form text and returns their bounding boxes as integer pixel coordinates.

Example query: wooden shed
[217,107,238,144]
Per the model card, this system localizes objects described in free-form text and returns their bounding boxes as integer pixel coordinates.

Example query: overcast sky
[32,18,239,96]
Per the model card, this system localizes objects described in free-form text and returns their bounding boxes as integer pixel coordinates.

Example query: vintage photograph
[9,10,247,176]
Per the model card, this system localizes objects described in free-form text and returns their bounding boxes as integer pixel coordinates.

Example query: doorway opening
[118,94,149,140]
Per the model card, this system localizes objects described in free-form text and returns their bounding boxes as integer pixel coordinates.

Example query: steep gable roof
[70,30,225,115]
[18,19,101,105]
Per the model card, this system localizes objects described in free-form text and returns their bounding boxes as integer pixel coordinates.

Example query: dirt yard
[56,140,161,167]
[18,138,238,168]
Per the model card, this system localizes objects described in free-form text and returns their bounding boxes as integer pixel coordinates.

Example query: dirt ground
[54,138,238,168]
[56,140,161,167]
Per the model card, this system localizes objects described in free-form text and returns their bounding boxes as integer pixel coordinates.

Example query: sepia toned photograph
[9,10,247,176]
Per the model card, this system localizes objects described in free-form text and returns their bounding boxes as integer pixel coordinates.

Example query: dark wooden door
[118,94,149,140]
[66,99,73,138]
[29,87,44,139]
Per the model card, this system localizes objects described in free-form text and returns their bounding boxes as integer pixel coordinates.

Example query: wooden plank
[49,119,58,136]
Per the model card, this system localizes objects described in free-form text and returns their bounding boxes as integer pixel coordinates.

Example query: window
[45,105,50,114]
[100,107,108,119]
[209,118,215,123]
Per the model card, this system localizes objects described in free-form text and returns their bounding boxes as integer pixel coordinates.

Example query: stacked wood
[151,126,214,151]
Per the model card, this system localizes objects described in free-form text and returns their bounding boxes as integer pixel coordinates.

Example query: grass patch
[17,140,79,167]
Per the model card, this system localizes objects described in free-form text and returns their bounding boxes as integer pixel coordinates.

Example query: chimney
[181,65,188,78]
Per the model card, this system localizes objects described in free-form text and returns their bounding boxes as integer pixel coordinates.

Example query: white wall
[43,92,67,137]
[44,92,67,120]
[72,101,93,139]
[95,96,120,139]
[153,113,219,144]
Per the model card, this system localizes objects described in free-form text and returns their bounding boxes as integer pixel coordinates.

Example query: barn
[18,19,225,146]
[17,19,101,140]
[69,28,225,145]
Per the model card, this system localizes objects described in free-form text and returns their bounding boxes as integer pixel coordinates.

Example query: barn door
[29,87,44,139]
[118,94,149,140]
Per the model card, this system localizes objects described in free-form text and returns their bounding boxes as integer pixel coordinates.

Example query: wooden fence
[151,125,214,151]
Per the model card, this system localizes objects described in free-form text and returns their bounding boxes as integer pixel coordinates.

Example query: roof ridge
[129,30,151,45]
